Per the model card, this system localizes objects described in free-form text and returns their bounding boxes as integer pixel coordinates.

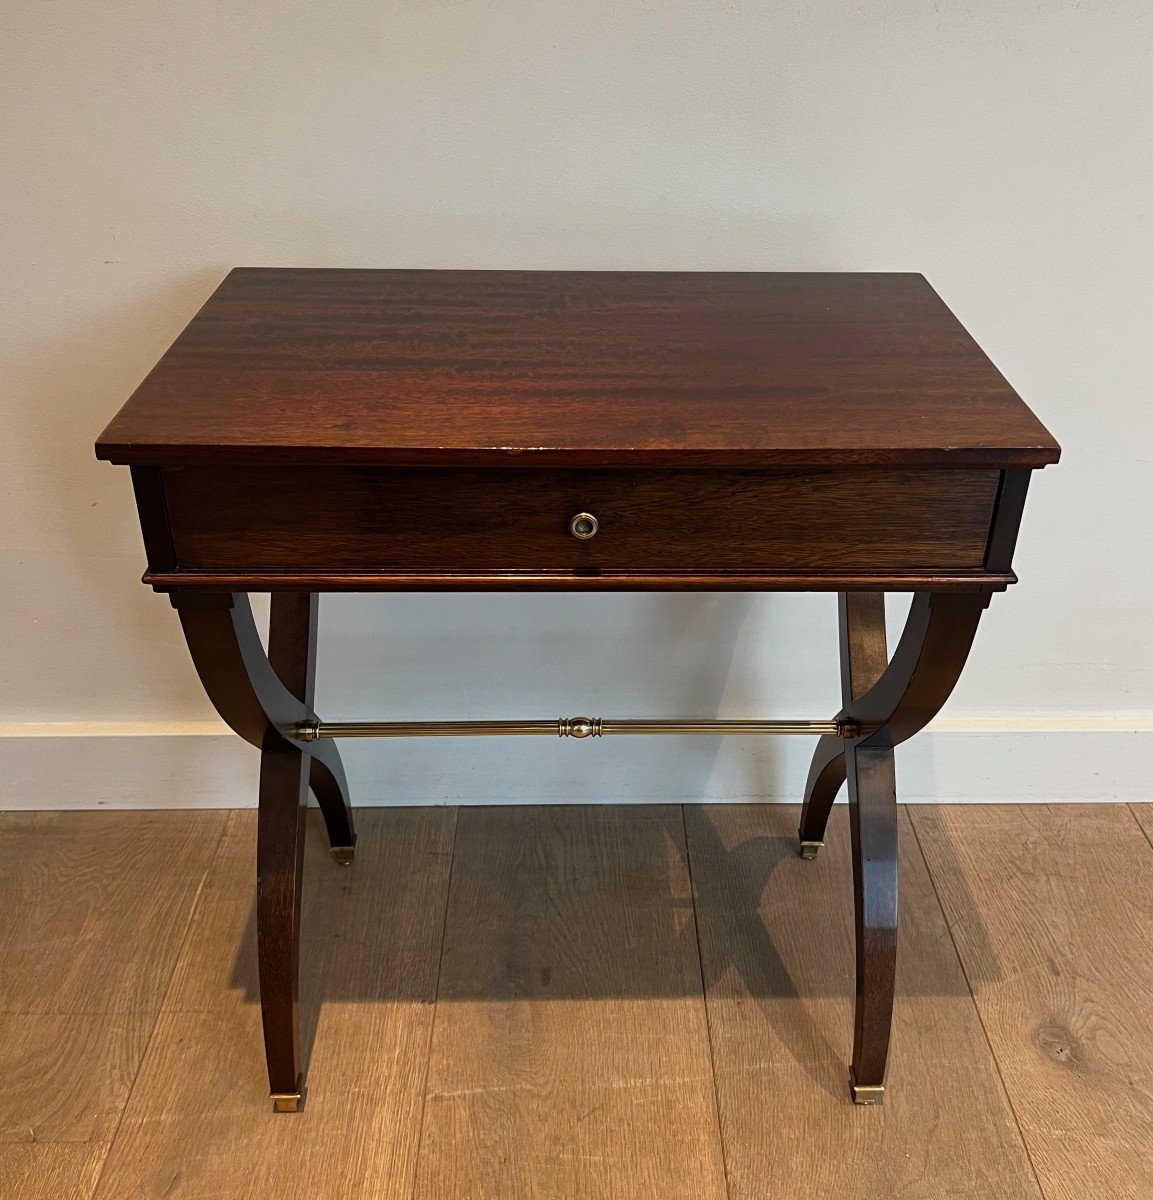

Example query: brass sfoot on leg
[271,1085,305,1113]
[798,840,824,860]
[330,844,355,866]
[849,1072,885,1105]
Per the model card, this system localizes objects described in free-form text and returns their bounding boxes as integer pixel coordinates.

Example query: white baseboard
[1,720,1149,809]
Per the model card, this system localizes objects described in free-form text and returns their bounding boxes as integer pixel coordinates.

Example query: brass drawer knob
[569,512,599,540]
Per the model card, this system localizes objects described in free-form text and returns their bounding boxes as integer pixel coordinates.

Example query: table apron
[141,464,1010,591]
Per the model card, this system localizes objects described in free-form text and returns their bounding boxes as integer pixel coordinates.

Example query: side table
[96,268,1060,1109]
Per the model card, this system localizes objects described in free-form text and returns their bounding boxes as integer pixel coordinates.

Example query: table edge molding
[143,569,1017,593]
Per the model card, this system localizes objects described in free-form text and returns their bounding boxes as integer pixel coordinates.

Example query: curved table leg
[170,590,354,1110]
[170,591,313,748]
[308,750,356,863]
[267,593,356,861]
[846,741,898,1103]
[797,736,847,857]
[798,593,889,854]
[798,592,986,852]
[258,744,309,1110]
[796,590,990,1103]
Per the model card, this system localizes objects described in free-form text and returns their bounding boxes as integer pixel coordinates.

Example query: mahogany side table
[95,269,1059,1111]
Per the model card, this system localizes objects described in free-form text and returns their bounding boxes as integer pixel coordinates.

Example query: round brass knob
[569,512,599,540]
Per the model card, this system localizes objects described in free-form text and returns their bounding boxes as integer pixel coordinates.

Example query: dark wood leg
[798,593,888,855]
[846,741,898,1103]
[797,590,990,1102]
[798,592,987,854]
[308,752,356,863]
[170,591,313,748]
[797,735,847,857]
[267,593,356,861]
[169,590,351,1110]
[257,745,309,1110]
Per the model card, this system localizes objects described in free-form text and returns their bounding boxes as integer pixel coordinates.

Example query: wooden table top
[96,269,1059,470]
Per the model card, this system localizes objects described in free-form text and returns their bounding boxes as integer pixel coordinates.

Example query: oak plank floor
[2,804,1152,1200]
[685,804,1042,1199]
[413,805,728,1200]
[0,1013,153,1144]
[911,804,1153,1200]
[0,811,225,1200]
[92,808,455,1200]
[1129,798,1153,850]
[0,1145,108,1200]
[0,811,225,1015]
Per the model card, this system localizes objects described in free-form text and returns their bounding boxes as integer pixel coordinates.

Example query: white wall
[3,2,1150,807]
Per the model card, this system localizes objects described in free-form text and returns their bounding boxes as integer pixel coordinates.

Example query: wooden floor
[3,804,1152,1200]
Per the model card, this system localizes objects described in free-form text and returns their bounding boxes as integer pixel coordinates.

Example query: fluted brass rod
[294,717,856,741]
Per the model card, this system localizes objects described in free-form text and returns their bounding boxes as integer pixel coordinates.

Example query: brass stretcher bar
[295,717,858,740]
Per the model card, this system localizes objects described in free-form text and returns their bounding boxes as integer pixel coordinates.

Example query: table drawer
[159,466,1000,577]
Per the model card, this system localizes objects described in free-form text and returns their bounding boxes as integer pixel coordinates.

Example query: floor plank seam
[907,806,1049,1200]
[406,806,460,1200]
[679,804,733,1200]
[88,811,230,1200]
[1127,803,1153,853]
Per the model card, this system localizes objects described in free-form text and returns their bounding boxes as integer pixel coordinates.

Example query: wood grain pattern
[0,1145,107,1200]
[94,269,1060,469]
[0,1014,152,1144]
[160,465,1000,574]
[0,812,223,1200]
[841,592,890,698]
[685,804,1042,1199]
[414,805,728,1200]
[911,804,1153,1200]
[93,808,455,1200]
[0,811,225,1014]
[1128,801,1153,848]
[5,808,1152,1199]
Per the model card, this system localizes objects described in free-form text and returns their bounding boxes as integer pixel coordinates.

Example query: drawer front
[161,466,999,576]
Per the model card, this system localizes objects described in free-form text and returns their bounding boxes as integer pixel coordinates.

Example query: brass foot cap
[849,1076,885,1106]
[271,1091,304,1113]
[798,840,824,860]
[330,845,356,866]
